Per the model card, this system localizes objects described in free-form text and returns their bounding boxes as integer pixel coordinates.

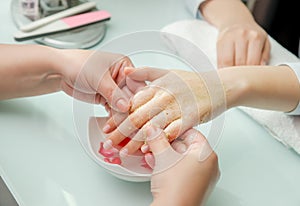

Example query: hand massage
[0,0,299,205]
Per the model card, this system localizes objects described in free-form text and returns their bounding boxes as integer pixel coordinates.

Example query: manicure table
[1,0,300,206]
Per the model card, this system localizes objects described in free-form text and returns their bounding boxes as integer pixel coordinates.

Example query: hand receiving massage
[102,67,219,156]
[103,64,300,156]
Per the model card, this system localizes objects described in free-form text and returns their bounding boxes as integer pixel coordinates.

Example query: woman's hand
[102,67,226,156]
[199,0,271,68]
[217,22,270,68]
[145,126,220,206]
[0,44,144,112]
[58,49,144,112]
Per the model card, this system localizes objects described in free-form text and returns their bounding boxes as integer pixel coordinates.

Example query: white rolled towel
[161,19,300,154]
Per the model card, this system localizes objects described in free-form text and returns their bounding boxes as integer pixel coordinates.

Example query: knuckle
[250,31,262,40]
[159,92,175,104]
[129,113,144,128]
[237,28,247,37]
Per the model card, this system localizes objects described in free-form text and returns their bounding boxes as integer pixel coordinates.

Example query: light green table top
[1,0,300,206]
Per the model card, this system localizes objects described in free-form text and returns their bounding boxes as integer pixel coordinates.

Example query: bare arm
[200,0,255,31]
[199,0,270,67]
[0,44,63,100]
[0,44,140,112]
[220,65,300,112]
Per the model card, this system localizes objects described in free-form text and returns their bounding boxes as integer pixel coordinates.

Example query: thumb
[145,125,171,155]
[125,67,169,82]
[145,125,183,174]
[125,76,146,94]
[98,72,130,113]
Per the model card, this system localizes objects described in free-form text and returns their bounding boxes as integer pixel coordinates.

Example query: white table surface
[1,0,300,206]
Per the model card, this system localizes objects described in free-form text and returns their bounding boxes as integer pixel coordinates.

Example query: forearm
[220,65,300,112]
[200,0,255,30]
[0,44,63,100]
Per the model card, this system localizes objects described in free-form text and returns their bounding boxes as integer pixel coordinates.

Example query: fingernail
[177,144,187,153]
[260,60,267,66]
[144,153,155,169]
[186,134,197,144]
[103,139,112,149]
[119,148,128,158]
[103,124,110,133]
[146,125,163,141]
[141,144,150,153]
[116,98,129,112]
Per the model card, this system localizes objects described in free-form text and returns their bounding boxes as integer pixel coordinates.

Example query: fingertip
[144,153,155,169]
[260,60,267,65]
[145,125,164,141]
[141,143,150,153]
[124,67,136,75]
[145,125,170,154]
[171,141,187,153]
[100,77,130,113]
[116,98,130,112]
[103,124,111,133]
[217,60,228,69]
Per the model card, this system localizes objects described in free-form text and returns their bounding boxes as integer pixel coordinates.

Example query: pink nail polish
[119,148,128,158]
[103,139,112,149]
[98,142,116,158]
[141,144,150,153]
[103,124,110,133]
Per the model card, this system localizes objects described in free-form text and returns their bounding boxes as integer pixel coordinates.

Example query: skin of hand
[144,125,220,206]
[103,65,300,156]
[0,44,144,112]
[102,67,226,156]
[59,48,145,111]
[199,0,270,68]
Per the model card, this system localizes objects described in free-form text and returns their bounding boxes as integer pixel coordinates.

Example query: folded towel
[161,20,300,154]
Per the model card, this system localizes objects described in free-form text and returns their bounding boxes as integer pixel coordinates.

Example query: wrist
[54,49,92,78]
[218,67,250,109]
[200,0,255,31]
[50,47,71,75]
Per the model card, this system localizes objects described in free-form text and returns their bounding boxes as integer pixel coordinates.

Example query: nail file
[14,10,111,41]
[20,1,97,32]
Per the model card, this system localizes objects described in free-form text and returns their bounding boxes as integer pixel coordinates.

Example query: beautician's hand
[145,126,220,206]
[102,67,225,156]
[217,22,270,68]
[59,50,144,112]
[0,44,143,106]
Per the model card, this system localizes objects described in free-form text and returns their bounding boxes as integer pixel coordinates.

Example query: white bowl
[87,117,152,182]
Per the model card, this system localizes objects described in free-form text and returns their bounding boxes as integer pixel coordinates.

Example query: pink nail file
[14,10,111,41]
